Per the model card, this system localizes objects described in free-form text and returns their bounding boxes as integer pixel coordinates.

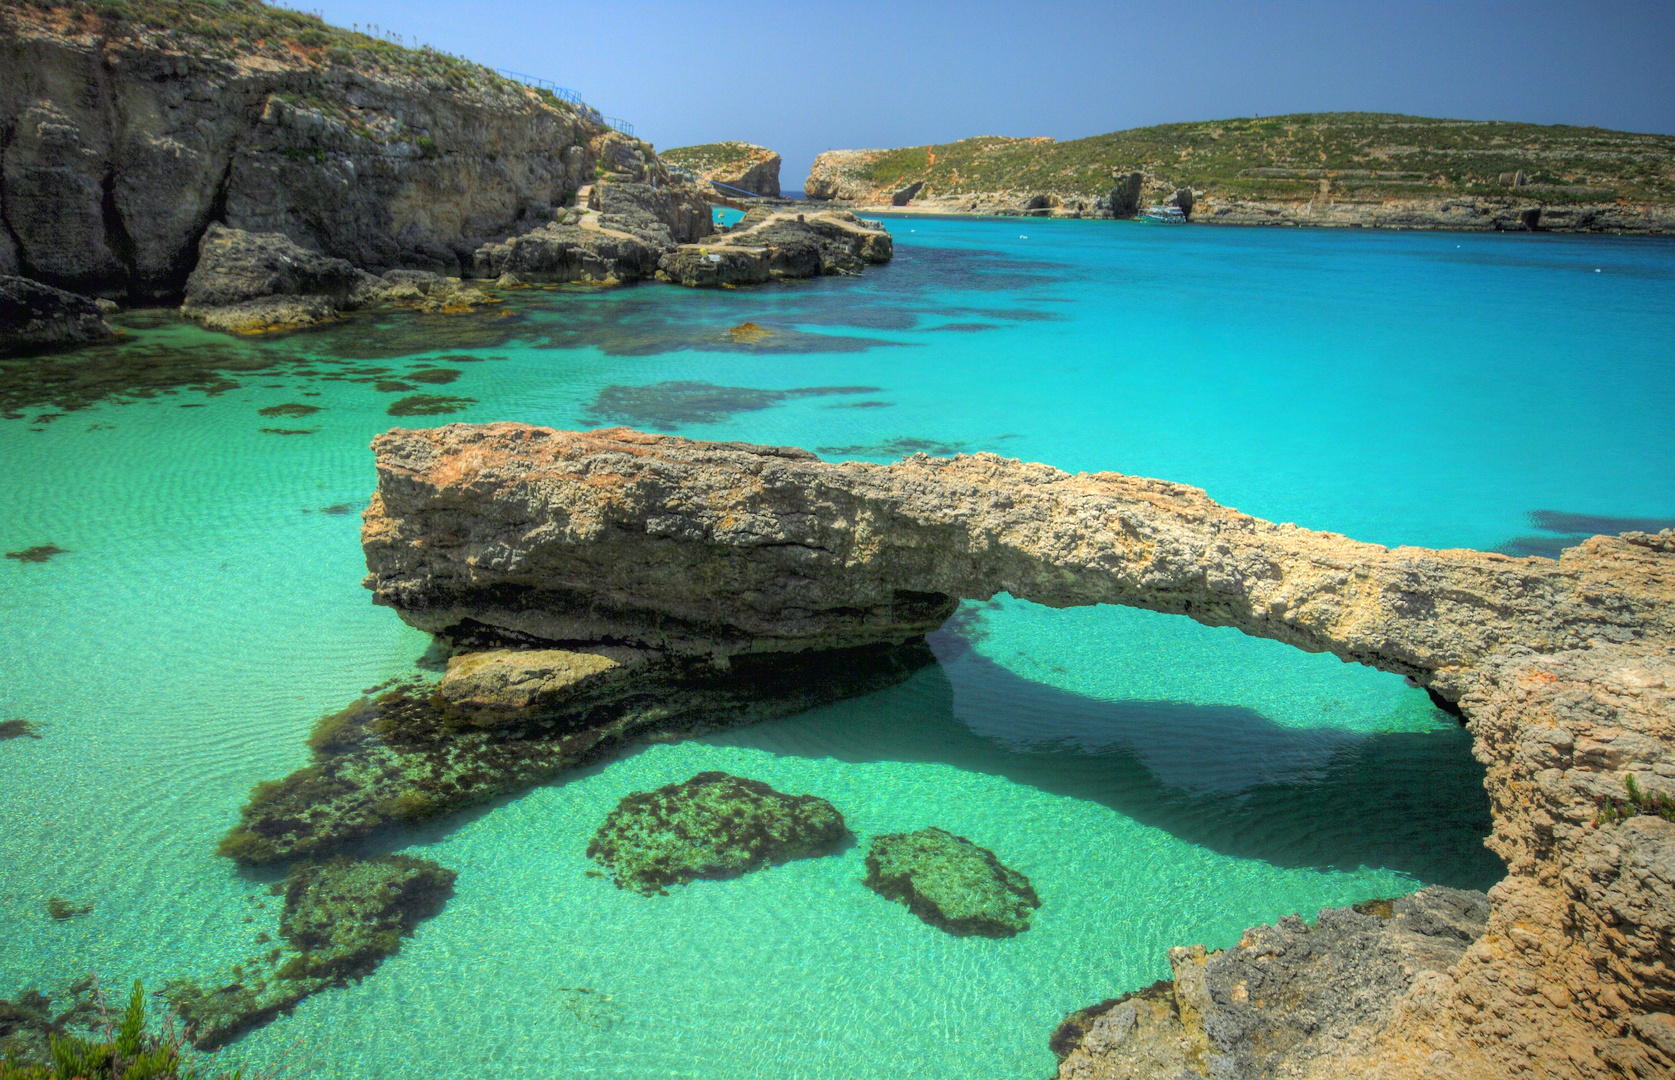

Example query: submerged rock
[1052,886,1490,1080]
[0,980,101,1065]
[657,209,892,287]
[863,827,1040,937]
[587,772,850,895]
[221,643,929,865]
[165,854,456,1049]
[437,647,638,726]
[0,275,115,356]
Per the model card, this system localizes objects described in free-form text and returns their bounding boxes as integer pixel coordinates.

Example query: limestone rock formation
[181,225,495,333]
[863,827,1040,937]
[361,424,1675,1079]
[587,772,850,895]
[1109,173,1143,218]
[661,141,783,197]
[1053,887,1491,1079]
[804,149,891,201]
[470,181,713,285]
[0,274,115,355]
[437,647,638,726]
[656,208,892,287]
[0,3,621,299]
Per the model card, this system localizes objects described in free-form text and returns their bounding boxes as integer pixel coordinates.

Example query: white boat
[1141,205,1187,224]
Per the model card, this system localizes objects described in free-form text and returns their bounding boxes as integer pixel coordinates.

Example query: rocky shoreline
[0,5,892,349]
[338,423,1673,1080]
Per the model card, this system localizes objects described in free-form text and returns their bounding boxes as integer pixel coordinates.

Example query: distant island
[804,113,1675,233]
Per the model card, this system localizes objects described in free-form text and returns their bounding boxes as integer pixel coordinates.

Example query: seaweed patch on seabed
[818,437,971,458]
[219,643,934,866]
[5,544,68,563]
[1494,508,1675,559]
[387,394,476,417]
[583,381,883,430]
[164,854,456,1049]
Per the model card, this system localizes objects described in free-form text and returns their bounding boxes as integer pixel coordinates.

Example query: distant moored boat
[1141,205,1188,224]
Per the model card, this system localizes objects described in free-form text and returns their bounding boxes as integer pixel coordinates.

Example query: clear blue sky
[303,0,1675,190]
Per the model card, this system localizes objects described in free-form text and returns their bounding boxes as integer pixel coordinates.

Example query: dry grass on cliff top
[3,0,594,110]
[844,112,1675,204]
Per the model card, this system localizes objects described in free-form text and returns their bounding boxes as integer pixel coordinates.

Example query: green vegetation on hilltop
[4,1,586,107]
[661,141,769,172]
[842,113,1675,204]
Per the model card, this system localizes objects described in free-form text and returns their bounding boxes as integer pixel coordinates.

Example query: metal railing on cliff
[494,70,634,136]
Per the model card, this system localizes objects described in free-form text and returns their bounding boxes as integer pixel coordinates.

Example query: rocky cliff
[661,141,782,197]
[0,1,651,301]
[362,424,1675,1080]
[803,114,1675,233]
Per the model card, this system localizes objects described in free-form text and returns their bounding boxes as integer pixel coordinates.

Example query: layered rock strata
[362,424,1675,1079]
[656,208,893,287]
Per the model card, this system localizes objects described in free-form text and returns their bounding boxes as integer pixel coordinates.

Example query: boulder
[587,772,851,895]
[471,222,662,284]
[181,223,377,333]
[0,275,115,356]
[1052,887,1491,1079]
[863,827,1040,937]
[437,647,640,725]
[657,209,891,288]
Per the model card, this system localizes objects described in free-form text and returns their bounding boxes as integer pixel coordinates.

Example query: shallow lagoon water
[2,217,1672,1078]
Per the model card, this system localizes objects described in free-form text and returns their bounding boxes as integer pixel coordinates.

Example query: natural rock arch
[364,425,1675,1080]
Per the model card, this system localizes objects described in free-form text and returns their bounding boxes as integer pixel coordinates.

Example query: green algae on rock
[45,897,92,920]
[587,772,850,896]
[863,827,1040,938]
[220,644,930,865]
[0,720,42,740]
[4,546,67,564]
[165,854,455,1049]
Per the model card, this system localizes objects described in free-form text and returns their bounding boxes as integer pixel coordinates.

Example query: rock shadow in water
[583,381,882,430]
[1494,508,1675,558]
[705,630,1504,892]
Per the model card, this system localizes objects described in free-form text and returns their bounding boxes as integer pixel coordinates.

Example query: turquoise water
[3,218,1672,1078]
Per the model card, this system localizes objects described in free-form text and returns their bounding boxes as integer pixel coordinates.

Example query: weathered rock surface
[437,647,638,725]
[587,771,850,895]
[656,208,891,287]
[0,4,620,299]
[0,274,115,355]
[470,180,712,285]
[662,141,782,197]
[863,827,1040,937]
[361,424,1675,1079]
[165,854,455,1048]
[182,224,495,332]
[1054,887,1491,1080]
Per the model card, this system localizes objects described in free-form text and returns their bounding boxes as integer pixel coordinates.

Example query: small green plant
[1595,772,1675,825]
[0,979,243,1080]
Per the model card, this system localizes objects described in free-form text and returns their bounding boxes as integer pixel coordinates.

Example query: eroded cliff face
[0,4,609,300]
[362,425,1675,1079]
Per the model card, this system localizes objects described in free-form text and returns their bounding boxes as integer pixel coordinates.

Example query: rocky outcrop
[0,3,619,300]
[181,224,494,333]
[0,273,114,355]
[656,208,892,287]
[1053,887,1491,1080]
[863,827,1040,937]
[662,141,782,197]
[362,424,1675,1079]
[587,772,850,895]
[804,148,890,201]
[469,180,712,285]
